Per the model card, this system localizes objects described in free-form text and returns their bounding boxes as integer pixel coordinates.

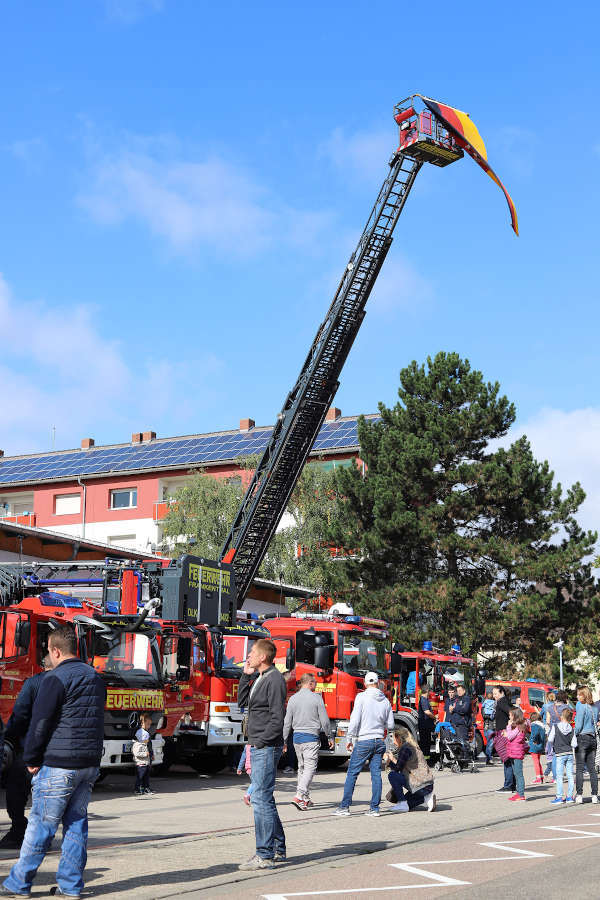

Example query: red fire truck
[0,589,165,771]
[392,641,485,754]
[485,679,557,719]
[263,611,417,761]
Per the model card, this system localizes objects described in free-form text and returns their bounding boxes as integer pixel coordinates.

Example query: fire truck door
[191,630,209,724]
[0,611,32,725]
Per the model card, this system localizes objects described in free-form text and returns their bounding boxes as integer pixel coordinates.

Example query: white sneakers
[389,801,409,813]
[575,795,583,804]
[332,807,350,816]
[593,795,599,804]
[425,791,437,812]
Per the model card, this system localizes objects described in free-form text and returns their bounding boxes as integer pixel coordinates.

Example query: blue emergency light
[39,592,83,609]
[451,643,461,655]
[423,640,433,652]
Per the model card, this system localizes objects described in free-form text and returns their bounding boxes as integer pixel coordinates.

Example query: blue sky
[1,0,599,533]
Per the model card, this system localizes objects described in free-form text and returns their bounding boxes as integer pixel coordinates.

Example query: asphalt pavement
[0,757,594,898]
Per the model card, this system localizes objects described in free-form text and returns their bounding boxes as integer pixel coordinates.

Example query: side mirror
[391,652,402,676]
[285,648,295,671]
[314,644,335,671]
[14,620,31,651]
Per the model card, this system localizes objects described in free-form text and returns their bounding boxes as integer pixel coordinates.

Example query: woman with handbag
[384,727,436,813]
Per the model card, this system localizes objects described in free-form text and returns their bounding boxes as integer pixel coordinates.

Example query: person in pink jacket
[504,708,529,802]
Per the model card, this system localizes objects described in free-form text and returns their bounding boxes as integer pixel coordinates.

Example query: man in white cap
[333,672,394,817]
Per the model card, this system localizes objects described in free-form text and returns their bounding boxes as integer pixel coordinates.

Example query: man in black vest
[0,656,52,849]
[1,625,105,900]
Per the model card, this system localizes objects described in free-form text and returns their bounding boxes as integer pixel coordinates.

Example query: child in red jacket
[504,708,529,802]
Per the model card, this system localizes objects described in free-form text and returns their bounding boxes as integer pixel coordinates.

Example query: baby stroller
[433,722,476,773]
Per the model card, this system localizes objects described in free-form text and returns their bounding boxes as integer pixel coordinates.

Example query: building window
[108,534,138,549]
[54,493,81,516]
[110,488,137,510]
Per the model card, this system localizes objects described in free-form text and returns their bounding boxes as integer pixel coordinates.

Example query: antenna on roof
[51,425,56,450]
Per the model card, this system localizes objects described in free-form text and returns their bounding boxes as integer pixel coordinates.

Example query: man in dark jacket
[0,656,51,849]
[492,685,516,792]
[237,638,287,871]
[2,625,105,900]
[451,684,472,744]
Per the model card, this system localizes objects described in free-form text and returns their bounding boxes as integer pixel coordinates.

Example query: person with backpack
[481,691,496,766]
[492,686,515,792]
[549,707,576,805]
[504,708,529,802]
[546,690,570,784]
[574,685,598,804]
[528,711,546,784]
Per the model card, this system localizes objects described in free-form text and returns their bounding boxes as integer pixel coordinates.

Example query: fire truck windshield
[341,634,388,676]
[438,662,474,691]
[212,631,264,678]
[88,630,160,685]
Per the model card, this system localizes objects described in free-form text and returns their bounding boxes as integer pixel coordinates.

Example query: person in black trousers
[0,657,51,849]
[493,685,515,792]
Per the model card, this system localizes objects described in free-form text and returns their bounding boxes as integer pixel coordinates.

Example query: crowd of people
[2,627,600,888]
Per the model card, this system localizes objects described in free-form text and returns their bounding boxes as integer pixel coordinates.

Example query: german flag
[419,96,519,236]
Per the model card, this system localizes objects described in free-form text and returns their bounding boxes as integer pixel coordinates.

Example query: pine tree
[332,352,597,666]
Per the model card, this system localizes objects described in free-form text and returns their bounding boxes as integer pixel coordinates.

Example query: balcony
[0,513,36,527]
[153,501,172,523]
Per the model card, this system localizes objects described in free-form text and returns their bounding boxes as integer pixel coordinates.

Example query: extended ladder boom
[220,150,423,606]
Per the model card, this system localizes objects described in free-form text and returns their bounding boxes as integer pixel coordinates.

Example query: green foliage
[331,352,597,672]
[160,459,350,596]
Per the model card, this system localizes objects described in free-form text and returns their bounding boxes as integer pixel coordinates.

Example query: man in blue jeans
[1,625,105,899]
[237,638,287,870]
[333,672,394,817]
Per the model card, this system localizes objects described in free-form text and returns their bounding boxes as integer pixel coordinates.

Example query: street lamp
[553,639,565,690]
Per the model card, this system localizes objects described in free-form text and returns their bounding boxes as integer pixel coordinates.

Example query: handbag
[493,731,510,762]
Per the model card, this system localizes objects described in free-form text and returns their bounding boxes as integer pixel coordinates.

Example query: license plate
[122,741,132,753]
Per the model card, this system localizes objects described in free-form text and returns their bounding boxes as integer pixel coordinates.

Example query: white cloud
[320,127,393,181]
[105,0,164,24]
[511,407,600,540]
[78,140,333,258]
[0,274,221,456]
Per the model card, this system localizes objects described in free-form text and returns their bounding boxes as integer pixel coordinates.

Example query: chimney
[325,407,342,422]
[131,432,143,444]
[142,431,156,442]
[239,418,255,432]
[81,438,95,450]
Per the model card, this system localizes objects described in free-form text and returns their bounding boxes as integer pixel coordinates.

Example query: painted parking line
[262,816,600,899]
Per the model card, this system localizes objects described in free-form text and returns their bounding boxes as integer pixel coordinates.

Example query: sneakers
[243,794,251,806]
[333,807,350,817]
[509,793,525,802]
[365,809,381,817]
[143,788,155,796]
[485,759,493,766]
[575,795,583,804]
[292,797,308,810]
[547,777,556,784]
[496,786,512,792]
[282,766,294,775]
[0,887,32,897]
[133,788,144,796]
[592,795,599,804]
[273,852,286,862]
[238,855,275,871]
[531,777,543,785]
[550,797,564,805]
[565,796,575,804]
[305,799,314,808]
[388,802,409,813]
[425,791,437,812]
[49,888,80,899]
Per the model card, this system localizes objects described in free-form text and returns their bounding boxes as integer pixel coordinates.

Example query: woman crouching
[384,726,436,813]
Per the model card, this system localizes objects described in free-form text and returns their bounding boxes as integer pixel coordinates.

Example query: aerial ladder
[220,94,517,612]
